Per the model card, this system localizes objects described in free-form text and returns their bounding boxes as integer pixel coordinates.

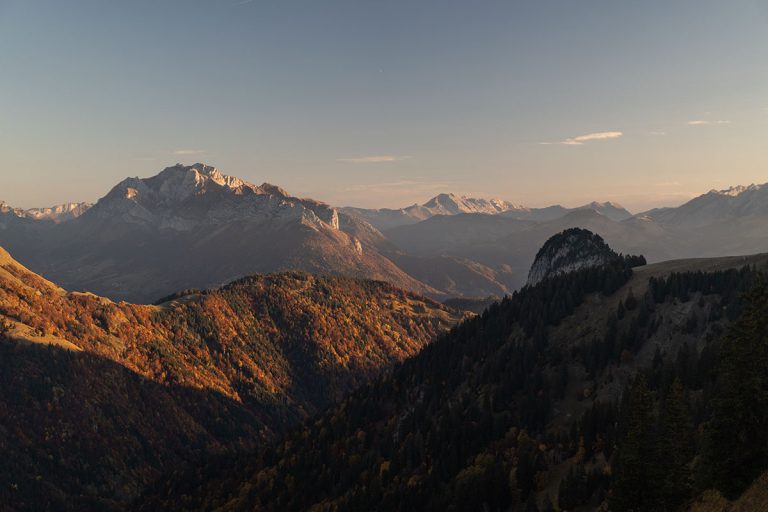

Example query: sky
[1,0,767,213]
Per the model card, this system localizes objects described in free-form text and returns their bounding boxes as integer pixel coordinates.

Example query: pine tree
[610,374,660,511]
[701,276,768,498]
[657,379,692,509]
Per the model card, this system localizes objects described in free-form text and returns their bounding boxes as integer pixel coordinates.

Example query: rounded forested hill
[527,228,644,286]
[0,247,462,511]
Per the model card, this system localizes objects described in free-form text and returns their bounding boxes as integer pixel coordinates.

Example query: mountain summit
[418,193,523,217]
[342,193,526,231]
[88,163,338,231]
[527,228,622,285]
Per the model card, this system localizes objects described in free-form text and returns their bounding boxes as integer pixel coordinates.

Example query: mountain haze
[0,164,433,302]
[3,169,768,303]
[344,194,633,231]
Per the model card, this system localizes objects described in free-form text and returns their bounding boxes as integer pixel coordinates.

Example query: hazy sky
[1,0,767,212]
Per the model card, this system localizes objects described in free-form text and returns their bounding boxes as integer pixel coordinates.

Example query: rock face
[527,228,620,286]
[85,163,339,232]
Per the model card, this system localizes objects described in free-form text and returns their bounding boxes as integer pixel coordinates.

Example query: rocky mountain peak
[97,163,264,213]
[259,183,290,198]
[527,228,619,286]
[710,184,762,197]
[142,163,259,201]
[422,193,461,211]
[421,193,522,216]
[81,164,346,234]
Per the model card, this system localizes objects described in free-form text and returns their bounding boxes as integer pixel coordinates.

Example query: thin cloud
[337,155,410,164]
[687,120,731,126]
[541,131,623,146]
[173,149,205,156]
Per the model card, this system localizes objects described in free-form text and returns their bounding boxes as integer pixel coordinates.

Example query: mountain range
[1,163,767,303]
[0,200,91,223]
[0,164,430,302]
[342,193,632,231]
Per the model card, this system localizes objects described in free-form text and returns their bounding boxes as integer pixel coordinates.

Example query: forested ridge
[139,260,768,511]
[0,248,461,511]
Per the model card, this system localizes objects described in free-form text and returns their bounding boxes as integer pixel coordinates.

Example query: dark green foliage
[701,276,768,498]
[610,375,660,511]
[657,380,692,509]
[649,267,755,308]
[608,380,693,512]
[623,254,647,268]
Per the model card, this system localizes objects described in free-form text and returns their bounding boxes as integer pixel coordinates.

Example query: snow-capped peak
[0,200,91,223]
[146,163,258,199]
[710,184,762,197]
[420,193,525,215]
[87,163,341,233]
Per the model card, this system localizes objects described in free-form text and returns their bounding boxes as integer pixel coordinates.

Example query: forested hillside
[138,254,768,511]
[0,247,462,511]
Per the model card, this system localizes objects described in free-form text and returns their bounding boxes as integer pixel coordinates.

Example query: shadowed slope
[0,246,463,510]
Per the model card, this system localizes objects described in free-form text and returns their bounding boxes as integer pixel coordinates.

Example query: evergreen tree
[657,379,692,510]
[610,375,660,511]
[701,276,768,498]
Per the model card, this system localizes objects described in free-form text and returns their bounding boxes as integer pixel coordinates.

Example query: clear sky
[1,0,767,212]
